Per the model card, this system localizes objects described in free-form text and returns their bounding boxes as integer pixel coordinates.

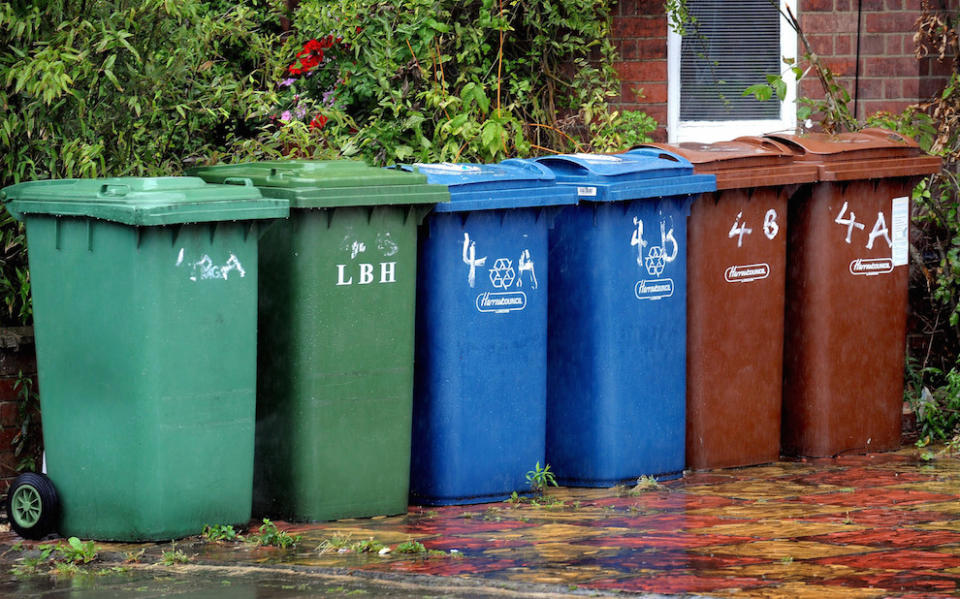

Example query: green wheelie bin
[188,160,448,522]
[0,177,288,541]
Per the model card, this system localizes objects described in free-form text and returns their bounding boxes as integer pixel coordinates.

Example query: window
[667,0,797,143]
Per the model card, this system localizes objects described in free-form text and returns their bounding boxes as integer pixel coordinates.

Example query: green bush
[283,0,633,164]
[0,0,299,327]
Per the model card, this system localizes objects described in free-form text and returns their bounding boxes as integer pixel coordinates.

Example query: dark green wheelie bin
[189,160,448,522]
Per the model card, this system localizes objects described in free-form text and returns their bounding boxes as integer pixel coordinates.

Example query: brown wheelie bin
[643,138,817,469]
[765,129,941,457]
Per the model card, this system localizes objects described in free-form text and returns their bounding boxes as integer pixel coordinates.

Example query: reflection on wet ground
[4,445,960,597]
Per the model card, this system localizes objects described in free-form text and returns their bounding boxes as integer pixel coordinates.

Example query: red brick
[865,12,919,33]
[924,58,955,77]
[646,104,667,123]
[920,75,949,98]
[835,0,852,9]
[619,40,639,60]
[801,13,859,33]
[800,80,827,99]
[636,0,665,15]
[863,56,921,77]
[637,37,667,59]
[901,76,920,99]
[808,34,835,56]
[862,0,886,8]
[618,0,639,15]
[884,79,900,98]
[0,427,16,449]
[901,32,920,56]
[821,57,857,75]
[0,402,17,427]
[886,34,903,55]
[836,34,854,55]
[886,0,904,8]
[861,99,913,115]
[620,83,643,102]
[862,33,886,55]
[803,0,834,10]
[614,102,650,112]
[0,448,17,472]
[612,16,666,38]
[858,77,885,99]
[0,379,18,402]
[614,60,667,82]
[903,0,922,8]
[639,82,668,103]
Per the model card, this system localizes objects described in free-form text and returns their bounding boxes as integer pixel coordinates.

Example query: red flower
[287,38,328,76]
[302,39,325,53]
[309,114,329,130]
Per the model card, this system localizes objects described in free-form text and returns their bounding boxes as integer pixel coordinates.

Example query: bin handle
[266,168,293,183]
[732,136,794,154]
[98,184,130,197]
[860,127,910,145]
[624,147,684,163]
[222,177,255,187]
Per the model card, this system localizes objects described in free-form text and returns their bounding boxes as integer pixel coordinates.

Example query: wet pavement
[3,445,960,597]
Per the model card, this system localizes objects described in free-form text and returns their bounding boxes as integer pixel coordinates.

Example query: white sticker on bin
[891,196,909,267]
[415,162,482,174]
[578,187,598,197]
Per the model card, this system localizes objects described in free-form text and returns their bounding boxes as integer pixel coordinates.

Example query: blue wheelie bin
[405,161,577,505]
[531,151,715,486]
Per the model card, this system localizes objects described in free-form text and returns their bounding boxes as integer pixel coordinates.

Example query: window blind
[680,0,781,121]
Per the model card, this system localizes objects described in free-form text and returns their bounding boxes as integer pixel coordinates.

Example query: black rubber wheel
[6,472,59,540]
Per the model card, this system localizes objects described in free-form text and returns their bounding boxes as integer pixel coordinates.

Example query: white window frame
[667,0,798,143]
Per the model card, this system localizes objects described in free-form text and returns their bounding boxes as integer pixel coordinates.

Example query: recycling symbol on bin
[645,246,666,277]
[489,258,516,288]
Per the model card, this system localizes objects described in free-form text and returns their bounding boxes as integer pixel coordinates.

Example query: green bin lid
[187,160,450,208]
[0,177,288,226]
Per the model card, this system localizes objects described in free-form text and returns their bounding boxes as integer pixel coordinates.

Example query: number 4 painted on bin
[728,211,753,247]
[631,217,647,266]
[834,202,893,249]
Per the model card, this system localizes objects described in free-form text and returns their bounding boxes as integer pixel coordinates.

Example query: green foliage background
[0,0,652,328]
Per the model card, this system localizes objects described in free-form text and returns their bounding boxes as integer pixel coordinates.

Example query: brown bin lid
[765,128,941,182]
[639,137,818,190]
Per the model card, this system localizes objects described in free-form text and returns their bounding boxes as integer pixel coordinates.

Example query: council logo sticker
[635,278,674,301]
[849,258,894,276]
[724,263,770,284]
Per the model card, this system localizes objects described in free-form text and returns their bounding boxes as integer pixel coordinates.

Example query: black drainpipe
[854,0,863,120]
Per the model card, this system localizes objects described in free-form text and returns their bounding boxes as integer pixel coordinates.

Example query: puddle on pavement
[0,565,583,598]
[3,446,960,597]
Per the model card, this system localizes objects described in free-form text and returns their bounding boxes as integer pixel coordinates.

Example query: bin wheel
[6,473,59,540]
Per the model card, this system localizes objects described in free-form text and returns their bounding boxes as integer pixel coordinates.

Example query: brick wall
[799,0,954,119]
[0,328,39,494]
[609,1,953,138]
[611,0,670,141]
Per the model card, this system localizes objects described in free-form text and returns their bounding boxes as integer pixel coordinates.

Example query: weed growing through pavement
[161,543,190,565]
[317,535,387,555]
[526,462,558,496]
[11,537,100,577]
[202,524,243,542]
[247,518,301,548]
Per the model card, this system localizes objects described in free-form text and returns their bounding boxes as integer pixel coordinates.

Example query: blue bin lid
[531,150,716,202]
[399,161,578,212]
